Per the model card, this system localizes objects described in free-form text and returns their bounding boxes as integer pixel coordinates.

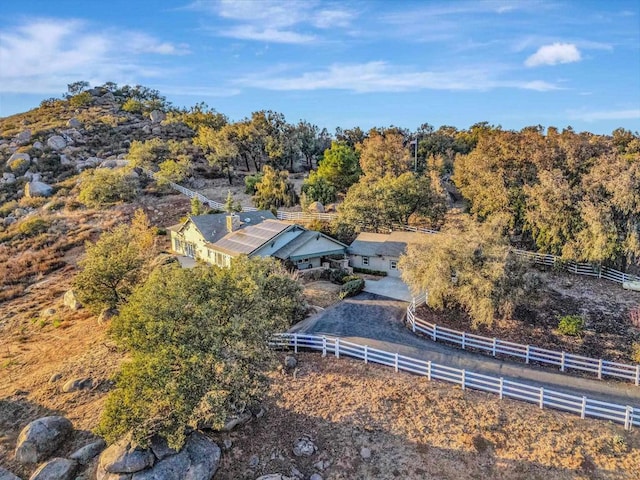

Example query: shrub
[244,173,263,194]
[69,91,93,107]
[9,157,29,173]
[632,342,640,364]
[557,315,584,336]
[0,200,18,218]
[78,169,139,208]
[17,217,49,237]
[122,98,143,113]
[341,275,362,284]
[353,267,388,277]
[329,267,350,284]
[339,278,365,299]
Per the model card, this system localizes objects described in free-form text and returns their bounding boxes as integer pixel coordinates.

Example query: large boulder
[97,432,219,480]
[149,110,166,124]
[15,416,73,464]
[47,136,67,151]
[0,467,21,480]
[97,437,154,477]
[29,458,78,480]
[292,435,317,457]
[66,118,82,129]
[25,181,53,198]
[61,377,93,393]
[63,290,82,310]
[7,152,30,171]
[307,201,325,213]
[69,439,107,464]
[2,173,16,185]
[15,129,32,145]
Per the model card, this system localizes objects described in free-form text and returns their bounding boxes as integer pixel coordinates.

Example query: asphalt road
[290,292,640,407]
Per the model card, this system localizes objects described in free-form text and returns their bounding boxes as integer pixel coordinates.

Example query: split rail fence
[271,333,639,430]
[407,294,640,386]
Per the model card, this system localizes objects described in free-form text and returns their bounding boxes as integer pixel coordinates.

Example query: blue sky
[0,0,638,134]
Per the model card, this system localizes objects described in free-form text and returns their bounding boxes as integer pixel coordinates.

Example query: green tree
[357,130,411,178]
[399,214,533,327]
[74,210,156,314]
[195,124,239,185]
[65,81,90,98]
[295,121,331,169]
[78,169,139,208]
[252,166,298,210]
[314,142,361,192]
[166,102,227,131]
[338,172,446,232]
[301,172,336,205]
[191,197,206,216]
[96,257,305,448]
[156,157,190,186]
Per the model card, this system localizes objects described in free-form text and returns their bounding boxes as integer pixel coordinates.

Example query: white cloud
[0,18,189,94]
[220,26,316,44]
[237,61,561,93]
[192,0,355,44]
[568,109,640,122]
[525,43,582,67]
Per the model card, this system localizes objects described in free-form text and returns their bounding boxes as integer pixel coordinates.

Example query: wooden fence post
[598,359,603,379]
[322,336,327,357]
[395,353,399,372]
[461,332,466,350]
[499,378,504,399]
[624,406,632,430]
[294,334,298,353]
[526,345,530,364]
[461,370,466,391]
[539,387,544,409]
[636,365,640,386]
[581,397,587,419]
[427,361,432,381]
[492,338,497,357]
[335,338,340,358]
[432,324,437,342]
[560,352,566,372]
[364,345,368,364]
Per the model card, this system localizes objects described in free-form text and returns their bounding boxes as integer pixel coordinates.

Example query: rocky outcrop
[15,416,73,464]
[63,290,82,310]
[47,136,67,151]
[97,432,220,480]
[284,356,297,371]
[25,181,53,198]
[29,457,78,480]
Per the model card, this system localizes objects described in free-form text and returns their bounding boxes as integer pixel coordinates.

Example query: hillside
[1,87,639,480]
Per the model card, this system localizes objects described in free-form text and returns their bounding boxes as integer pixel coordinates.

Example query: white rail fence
[159,175,640,285]
[271,333,639,430]
[407,294,640,386]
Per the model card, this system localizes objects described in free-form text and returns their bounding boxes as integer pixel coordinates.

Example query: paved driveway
[290,292,640,407]
[363,276,413,302]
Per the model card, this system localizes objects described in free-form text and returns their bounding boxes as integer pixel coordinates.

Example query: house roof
[184,210,276,244]
[348,231,426,257]
[213,219,292,255]
[271,230,347,260]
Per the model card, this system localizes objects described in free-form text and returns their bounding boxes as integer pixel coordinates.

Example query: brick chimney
[226,213,241,233]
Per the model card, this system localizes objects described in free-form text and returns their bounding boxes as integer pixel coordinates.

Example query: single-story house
[348,231,425,277]
[169,211,348,269]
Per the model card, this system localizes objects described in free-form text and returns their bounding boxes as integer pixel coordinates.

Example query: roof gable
[212,220,294,255]
[180,210,276,244]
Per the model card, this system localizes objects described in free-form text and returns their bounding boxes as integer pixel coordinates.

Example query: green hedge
[557,315,584,336]
[339,278,365,299]
[353,267,388,277]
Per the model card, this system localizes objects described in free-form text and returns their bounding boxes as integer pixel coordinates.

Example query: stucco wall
[349,254,401,277]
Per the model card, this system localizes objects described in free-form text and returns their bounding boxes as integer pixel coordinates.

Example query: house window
[390,260,398,270]
[174,238,181,251]
[362,256,369,266]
